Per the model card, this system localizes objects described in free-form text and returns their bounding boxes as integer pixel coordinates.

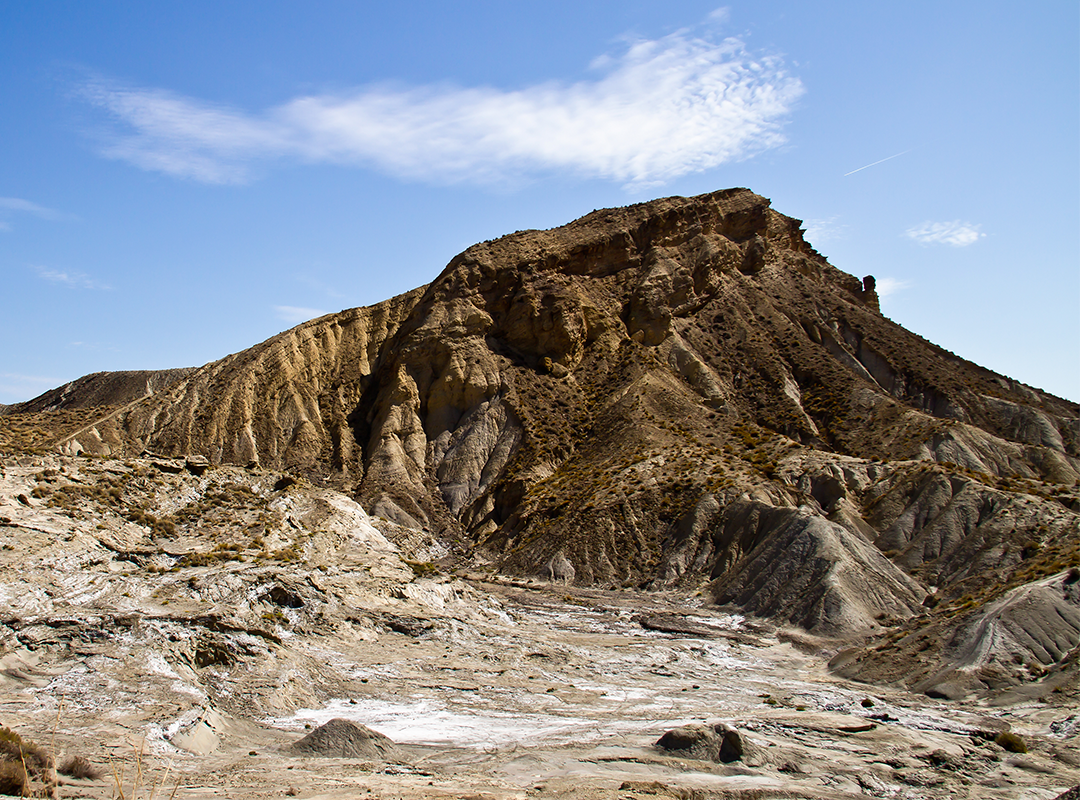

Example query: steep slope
[58,288,426,469]
[33,189,1080,656]
[0,369,195,454]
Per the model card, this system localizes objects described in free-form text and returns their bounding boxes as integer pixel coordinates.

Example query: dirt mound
[288,719,401,760]
[836,570,1080,697]
[656,721,765,765]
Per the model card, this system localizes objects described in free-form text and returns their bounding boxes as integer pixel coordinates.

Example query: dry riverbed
[0,455,1077,798]
[1,582,1077,799]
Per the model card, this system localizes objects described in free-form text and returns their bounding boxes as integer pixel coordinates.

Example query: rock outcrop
[706,502,926,635]
[656,721,766,765]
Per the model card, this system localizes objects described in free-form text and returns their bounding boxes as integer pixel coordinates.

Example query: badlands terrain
[0,188,1077,797]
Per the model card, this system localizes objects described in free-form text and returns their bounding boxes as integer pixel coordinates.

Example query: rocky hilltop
[4,188,1079,700]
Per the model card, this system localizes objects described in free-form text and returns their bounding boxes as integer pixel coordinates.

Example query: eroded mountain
[4,188,1078,699]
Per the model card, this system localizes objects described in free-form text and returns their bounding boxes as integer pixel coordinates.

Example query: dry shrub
[0,726,56,797]
[994,731,1028,753]
[0,760,29,797]
[59,754,101,780]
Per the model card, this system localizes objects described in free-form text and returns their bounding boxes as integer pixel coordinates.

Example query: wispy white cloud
[34,266,112,290]
[295,274,349,301]
[0,197,59,217]
[803,216,847,246]
[68,341,118,352]
[0,371,55,385]
[0,372,57,403]
[843,149,910,176]
[80,23,803,189]
[905,220,984,247]
[707,7,732,25]
[275,306,328,324]
[875,277,911,298]
[0,197,62,231]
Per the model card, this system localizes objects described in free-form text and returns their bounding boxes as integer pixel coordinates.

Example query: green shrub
[269,545,299,562]
[406,560,440,578]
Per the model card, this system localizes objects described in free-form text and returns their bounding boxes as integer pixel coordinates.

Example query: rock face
[4,188,1079,692]
[834,568,1080,697]
[706,503,927,635]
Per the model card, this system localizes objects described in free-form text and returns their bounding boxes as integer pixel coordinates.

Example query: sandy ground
[1,581,1076,799]
[0,455,1077,799]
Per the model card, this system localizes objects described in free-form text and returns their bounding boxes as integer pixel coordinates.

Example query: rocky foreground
[0,453,1078,798]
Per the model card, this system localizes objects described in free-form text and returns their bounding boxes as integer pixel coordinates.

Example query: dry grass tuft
[58,754,102,780]
[0,759,30,797]
[0,726,56,798]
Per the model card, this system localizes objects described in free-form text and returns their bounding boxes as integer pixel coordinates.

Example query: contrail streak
[844,150,910,176]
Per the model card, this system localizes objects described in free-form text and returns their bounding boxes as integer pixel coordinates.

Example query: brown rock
[656,721,763,765]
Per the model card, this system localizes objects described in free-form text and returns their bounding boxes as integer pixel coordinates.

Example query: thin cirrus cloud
[904,221,984,247]
[0,197,61,231]
[34,266,111,290]
[0,372,57,399]
[80,28,804,189]
[874,277,911,298]
[275,306,329,324]
[803,216,847,246]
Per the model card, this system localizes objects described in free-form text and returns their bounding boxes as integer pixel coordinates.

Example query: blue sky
[2,1,1077,405]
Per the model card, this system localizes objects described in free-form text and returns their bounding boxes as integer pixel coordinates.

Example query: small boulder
[545,552,575,583]
[739,235,766,275]
[151,459,184,474]
[656,721,763,765]
[184,455,210,476]
[170,707,226,755]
